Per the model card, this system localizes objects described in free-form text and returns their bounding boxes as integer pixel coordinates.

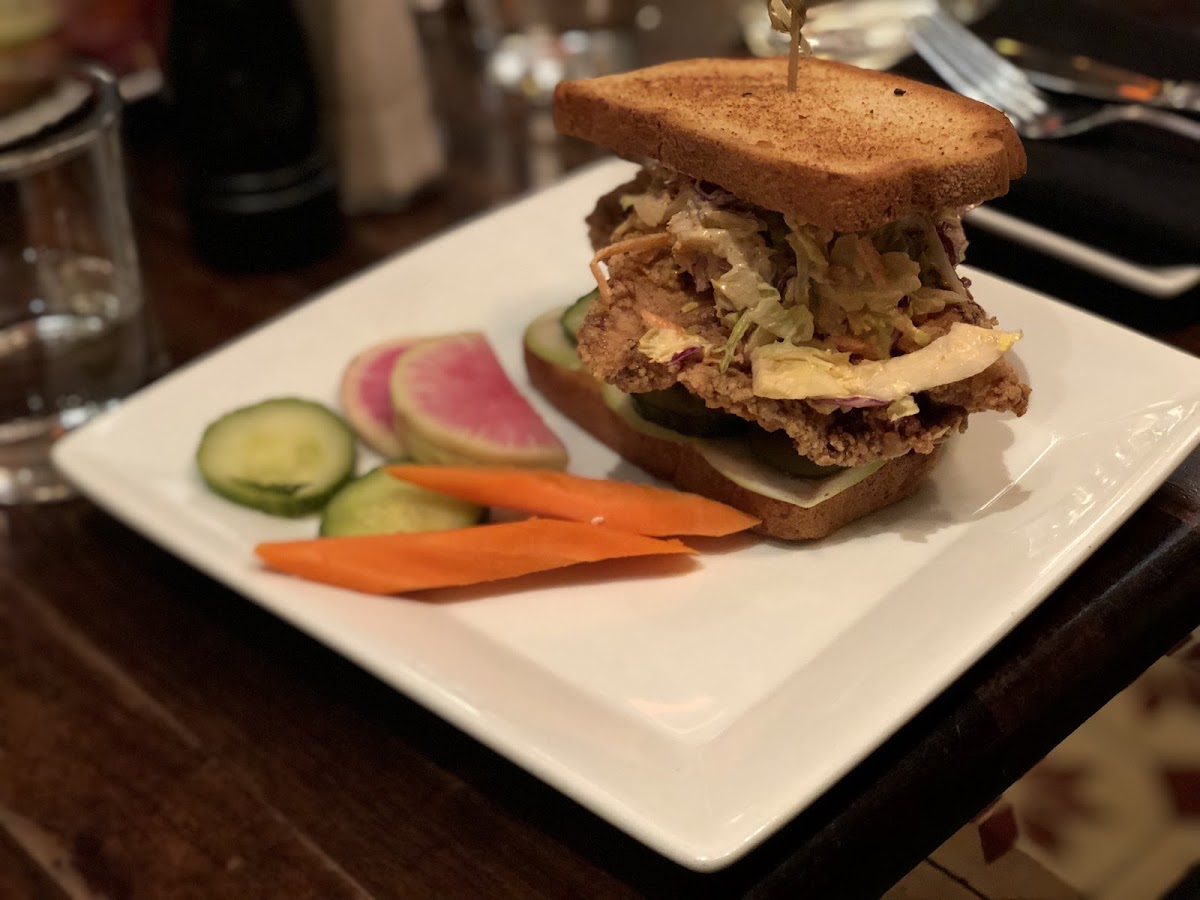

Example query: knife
[993,37,1200,113]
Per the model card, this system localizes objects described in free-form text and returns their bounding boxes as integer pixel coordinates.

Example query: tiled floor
[1004,630,1200,899]
[890,629,1200,899]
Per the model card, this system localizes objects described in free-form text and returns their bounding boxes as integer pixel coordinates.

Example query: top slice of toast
[554,57,1026,232]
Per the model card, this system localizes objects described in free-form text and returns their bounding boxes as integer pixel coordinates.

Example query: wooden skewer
[788,7,800,92]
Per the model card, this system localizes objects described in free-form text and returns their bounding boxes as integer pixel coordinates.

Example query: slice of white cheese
[600,385,884,509]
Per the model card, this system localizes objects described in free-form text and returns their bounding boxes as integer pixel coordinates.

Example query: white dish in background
[966,205,1200,299]
[53,159,1200,871]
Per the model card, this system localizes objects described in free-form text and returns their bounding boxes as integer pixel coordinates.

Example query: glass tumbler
[0,62,153,503]
[740,0,1000,69]
[466,0,643,99]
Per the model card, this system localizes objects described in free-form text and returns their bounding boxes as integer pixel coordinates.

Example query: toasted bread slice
[554,57,1026,232]
[524,341,943,541]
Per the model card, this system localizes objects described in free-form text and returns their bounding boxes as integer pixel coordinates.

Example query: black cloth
[894,0,1200,265]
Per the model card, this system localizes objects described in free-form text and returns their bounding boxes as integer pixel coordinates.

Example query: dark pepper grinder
[166,0,342,272]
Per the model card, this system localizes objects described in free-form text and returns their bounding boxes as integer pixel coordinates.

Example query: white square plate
[54,160,1200,871]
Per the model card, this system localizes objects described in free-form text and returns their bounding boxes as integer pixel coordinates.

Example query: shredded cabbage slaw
[591,165,1009,417]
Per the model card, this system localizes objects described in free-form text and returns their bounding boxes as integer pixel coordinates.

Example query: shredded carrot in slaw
[589,233,674,306]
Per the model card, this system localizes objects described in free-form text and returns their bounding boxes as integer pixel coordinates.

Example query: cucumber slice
[197,398,356,517]
[320,467,485,537]
[561,288,598,344]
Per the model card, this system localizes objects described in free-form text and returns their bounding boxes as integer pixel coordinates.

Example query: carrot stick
[255,519,695,595]
[386,465,760,537]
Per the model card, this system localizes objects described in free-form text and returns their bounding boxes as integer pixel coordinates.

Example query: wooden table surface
[2,12,1199,899]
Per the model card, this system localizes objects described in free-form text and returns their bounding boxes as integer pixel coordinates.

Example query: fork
[907,11,1200,141]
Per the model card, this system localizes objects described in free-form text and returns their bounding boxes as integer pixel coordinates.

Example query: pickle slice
[560,288,599,345]
[747,428,846,479]
[630,385,749,438]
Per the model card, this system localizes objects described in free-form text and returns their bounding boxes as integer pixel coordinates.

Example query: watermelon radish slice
[338,338,421,457]
[390,332,569,469]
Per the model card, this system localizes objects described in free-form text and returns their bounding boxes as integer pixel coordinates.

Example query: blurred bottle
[167,0,342,272]
[296,0,445,214]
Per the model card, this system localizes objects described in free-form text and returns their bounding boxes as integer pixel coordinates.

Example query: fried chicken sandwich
[523,57,1031,540]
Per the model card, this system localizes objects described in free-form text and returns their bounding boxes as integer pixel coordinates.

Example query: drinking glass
[0,62,155,503]
[466,0,642,98]
[465,0,748,99]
